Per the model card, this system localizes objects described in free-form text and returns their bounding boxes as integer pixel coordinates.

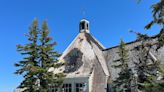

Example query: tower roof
[80,19,89,23]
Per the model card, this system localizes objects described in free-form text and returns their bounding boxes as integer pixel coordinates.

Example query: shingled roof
[103,36,162,80]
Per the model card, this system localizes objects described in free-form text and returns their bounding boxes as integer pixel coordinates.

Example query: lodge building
[49,19,164,92]
[16,19,164,92]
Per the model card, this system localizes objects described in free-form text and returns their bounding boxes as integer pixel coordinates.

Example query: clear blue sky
[0,0,160,92]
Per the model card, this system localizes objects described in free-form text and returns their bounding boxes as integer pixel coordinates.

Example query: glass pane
[69,84,71,87]
[66,84,68,87]
[76,83,79,87]
[69,88,71,92]
[76,88,79,92]
[80,83,83,87]
[61,83,72,92]
[55,89,58,92]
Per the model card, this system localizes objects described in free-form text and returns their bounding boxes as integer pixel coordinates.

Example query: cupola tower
[79,19,90,33]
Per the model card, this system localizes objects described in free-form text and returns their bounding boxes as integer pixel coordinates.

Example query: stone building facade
[41,19,164,92]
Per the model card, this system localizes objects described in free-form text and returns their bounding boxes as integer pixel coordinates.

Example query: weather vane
[82,8,86,19]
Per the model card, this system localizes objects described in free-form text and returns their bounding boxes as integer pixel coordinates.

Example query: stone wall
[103,37,164,80]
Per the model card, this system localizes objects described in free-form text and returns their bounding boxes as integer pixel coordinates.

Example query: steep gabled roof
[52,32,110,78]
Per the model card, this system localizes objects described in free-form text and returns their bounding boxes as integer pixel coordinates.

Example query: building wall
[91,58,108,92]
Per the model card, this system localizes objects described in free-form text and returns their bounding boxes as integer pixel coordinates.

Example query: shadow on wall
[63,48,83,73]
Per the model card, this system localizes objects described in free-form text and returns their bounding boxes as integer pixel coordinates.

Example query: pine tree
[132,33,164,92]
[112,39,132,92]
[144,1,164,91]
[145,0,164,30]
[38,21,65,91]
[129,1,164,91]
[135,0,164,91]
[135,54,164,92]
[143,62,164,92]
[145,0,164,49]
[15,19,40,92]
[15,19,64,92]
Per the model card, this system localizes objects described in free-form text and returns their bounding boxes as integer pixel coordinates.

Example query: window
[49,81,87,92]
[49,86,59,92]
[81,22,85,30]
[87,24,89,30]
[76,83,86,92]
[62,83,72,92]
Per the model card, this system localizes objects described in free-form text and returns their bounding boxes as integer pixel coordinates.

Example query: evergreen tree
[135,53,164,92]
[15,19,40,92]
[145,0,164,30]
[38,21,65,91]
[143,62,164,92]
[145,0,164,50]
[112,39,132,92]
[133,43,150,91]
[15,19,64,92]
[136,0,164,91]
[131,33,164,92]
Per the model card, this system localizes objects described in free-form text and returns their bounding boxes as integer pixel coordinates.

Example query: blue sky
[0,0,160,92]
